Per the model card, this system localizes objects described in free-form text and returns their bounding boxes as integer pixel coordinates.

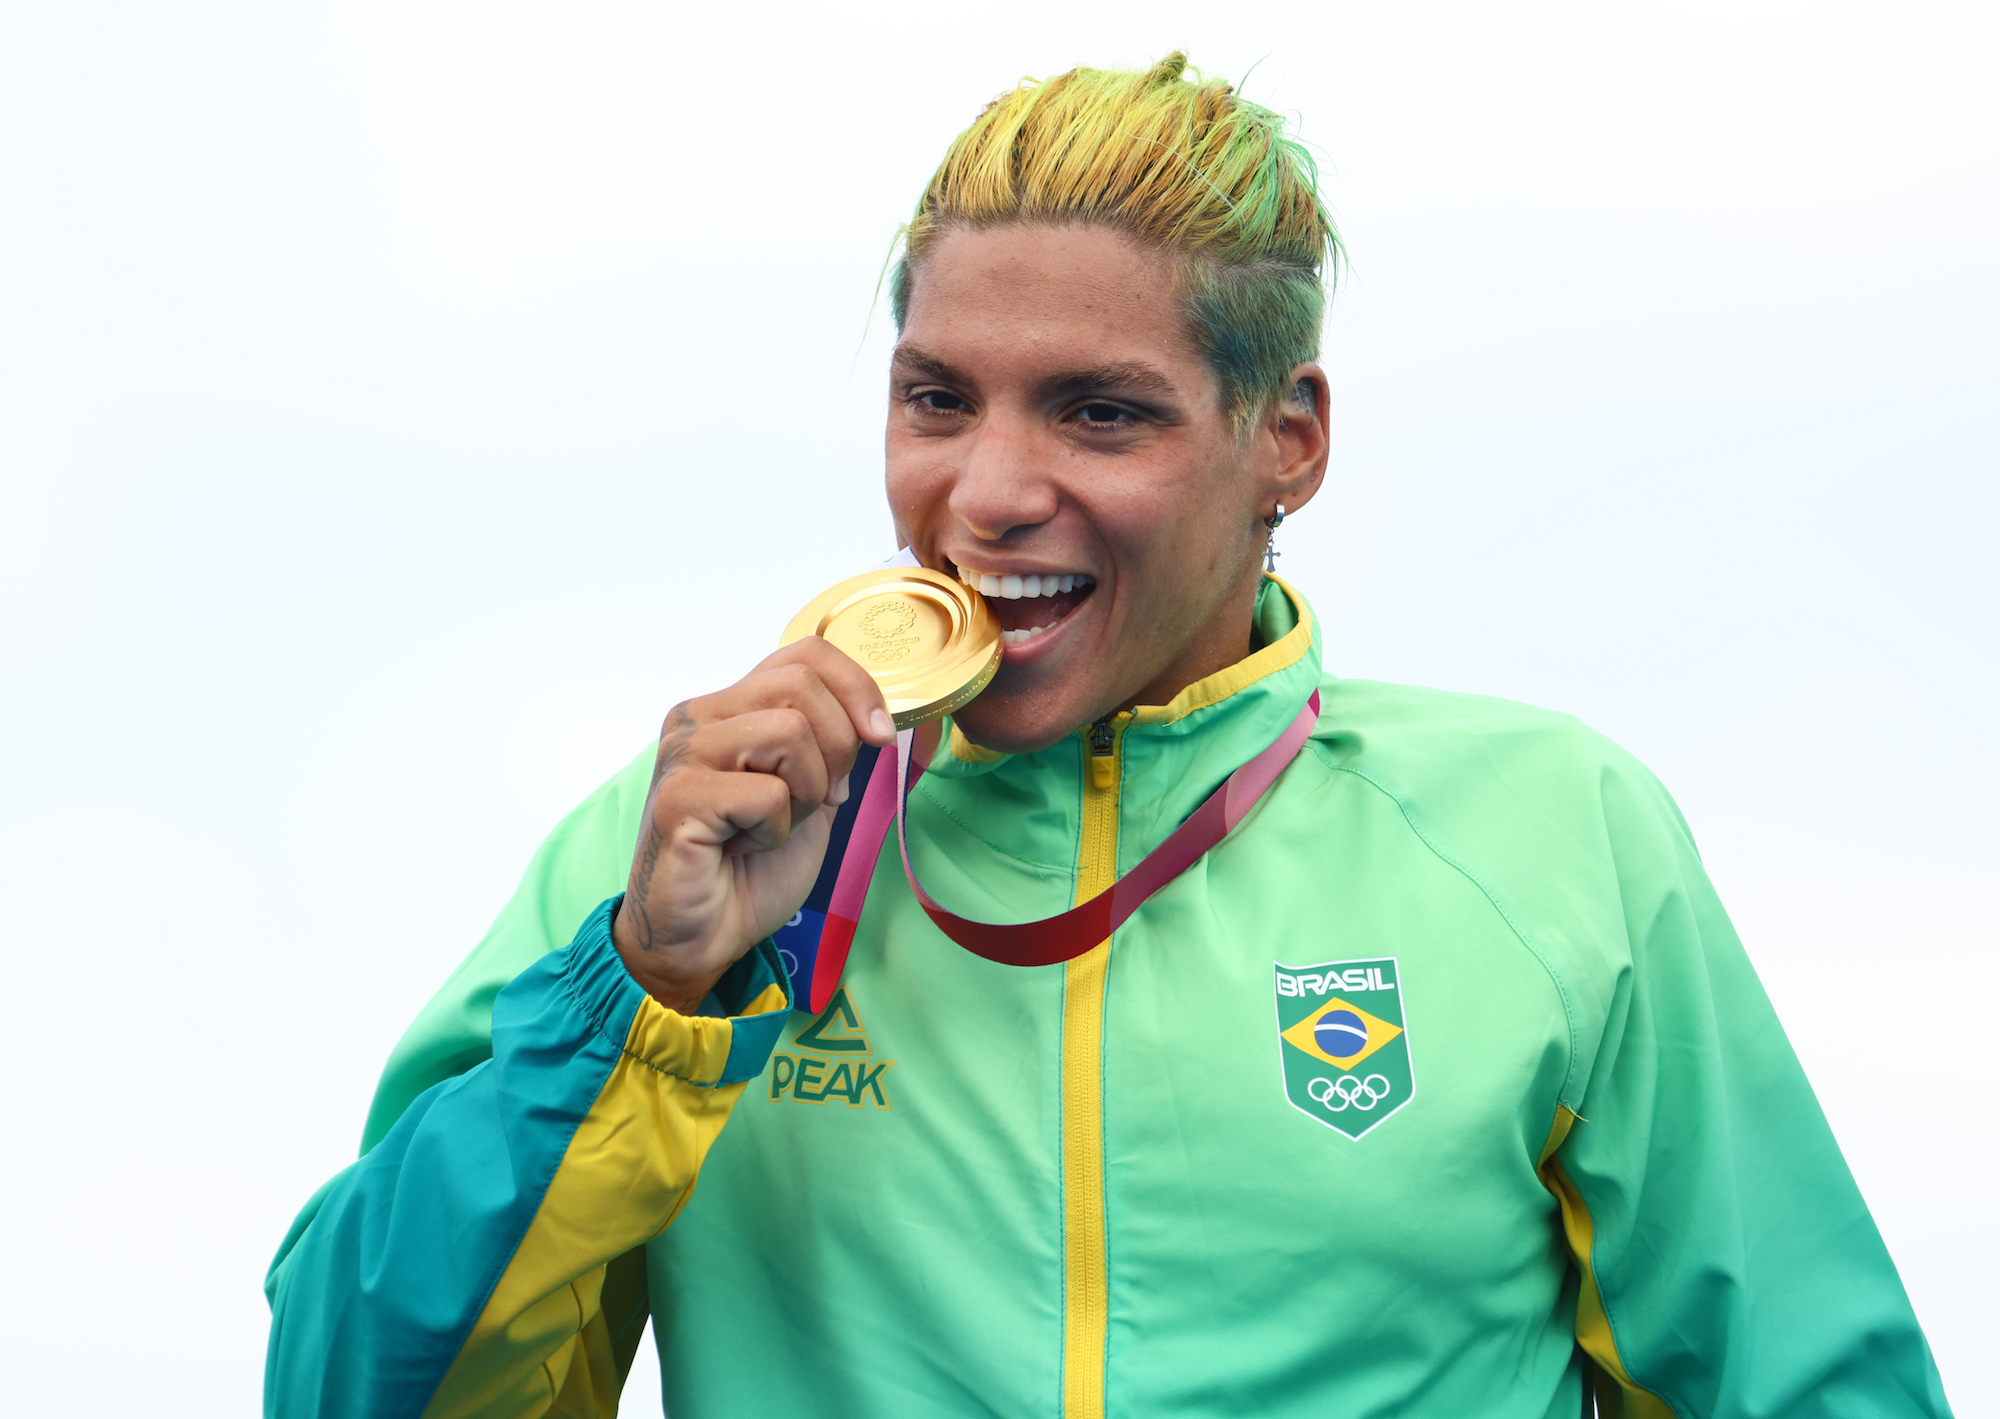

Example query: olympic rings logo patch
[1275,957,1414,1140]
[1307,1073,1393,1112]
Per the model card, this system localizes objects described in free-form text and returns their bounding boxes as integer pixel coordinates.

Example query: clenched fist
[612,638,895,1012]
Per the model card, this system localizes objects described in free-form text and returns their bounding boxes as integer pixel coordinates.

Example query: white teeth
[1002,625,1053,646]
[958,568,1096,599]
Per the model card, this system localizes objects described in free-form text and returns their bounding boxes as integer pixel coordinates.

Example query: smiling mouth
[953,563,1098,647]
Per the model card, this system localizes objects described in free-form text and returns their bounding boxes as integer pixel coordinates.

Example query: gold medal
[781,567,1002,729]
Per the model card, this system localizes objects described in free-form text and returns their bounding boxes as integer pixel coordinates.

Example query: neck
[1118,564,1265,714]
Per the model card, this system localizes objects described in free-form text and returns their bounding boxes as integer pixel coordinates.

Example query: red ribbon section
[810,691,1320,1013]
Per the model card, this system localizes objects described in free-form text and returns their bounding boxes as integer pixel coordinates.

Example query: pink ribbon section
[810,734,906,1015]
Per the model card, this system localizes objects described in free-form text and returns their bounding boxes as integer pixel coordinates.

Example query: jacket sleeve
[263,896,792,1419]
[1536,764,1953,1419]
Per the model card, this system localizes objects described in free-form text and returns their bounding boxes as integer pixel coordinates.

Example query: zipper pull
[1088,717,1116,789]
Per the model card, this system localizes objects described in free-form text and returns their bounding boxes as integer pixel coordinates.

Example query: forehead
[898,224,1201,378]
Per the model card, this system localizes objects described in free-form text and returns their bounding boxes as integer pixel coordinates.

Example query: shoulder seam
[1321,749,1586,1107]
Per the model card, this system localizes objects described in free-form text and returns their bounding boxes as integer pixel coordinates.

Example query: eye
[1074,402,1132,425]
[915,390,970,412]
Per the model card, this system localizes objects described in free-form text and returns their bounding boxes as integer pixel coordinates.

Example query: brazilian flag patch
[1274,958,1415,1139]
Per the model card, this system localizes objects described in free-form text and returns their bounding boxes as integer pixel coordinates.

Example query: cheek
[884,438,950,520]
[1101,462,1252,564]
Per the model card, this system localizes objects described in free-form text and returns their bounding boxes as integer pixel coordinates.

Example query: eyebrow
[892,345,1181,403]
[890,345,971,385]
[1037,363,1179,402]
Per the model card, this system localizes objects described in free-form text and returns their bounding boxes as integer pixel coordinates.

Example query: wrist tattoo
[626,702,699,955]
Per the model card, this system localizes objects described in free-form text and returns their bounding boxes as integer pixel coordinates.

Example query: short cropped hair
[891,52,1340,432]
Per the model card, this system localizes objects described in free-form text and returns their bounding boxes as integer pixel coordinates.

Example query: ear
[1257,362,1330,519]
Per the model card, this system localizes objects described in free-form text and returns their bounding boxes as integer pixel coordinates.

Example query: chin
[950,691,1081,757]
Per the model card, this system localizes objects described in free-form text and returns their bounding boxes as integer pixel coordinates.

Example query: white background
[1,2,1992,1413]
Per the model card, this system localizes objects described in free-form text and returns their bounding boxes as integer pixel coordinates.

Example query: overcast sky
[2,2,1993,1413]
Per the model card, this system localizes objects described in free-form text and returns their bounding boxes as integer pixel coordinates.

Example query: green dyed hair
[891,52,1340,432]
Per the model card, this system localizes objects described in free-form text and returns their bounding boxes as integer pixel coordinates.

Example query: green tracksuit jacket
[264,577,1952,1418]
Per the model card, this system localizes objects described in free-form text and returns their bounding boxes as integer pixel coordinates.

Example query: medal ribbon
[809,690,1320,1013]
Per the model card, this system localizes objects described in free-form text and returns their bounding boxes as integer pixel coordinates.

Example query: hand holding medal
[608,559,996,1013]
[616,555,1310,1015]
[607,617,902,1012]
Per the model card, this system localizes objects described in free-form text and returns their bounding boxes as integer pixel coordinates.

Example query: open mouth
[953,563,1097,648]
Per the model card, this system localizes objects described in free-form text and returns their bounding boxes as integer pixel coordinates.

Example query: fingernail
[870,709,894,740]
[828,773,851,806]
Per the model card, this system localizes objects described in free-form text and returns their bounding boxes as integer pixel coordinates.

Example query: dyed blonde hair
[892,52,1340,431]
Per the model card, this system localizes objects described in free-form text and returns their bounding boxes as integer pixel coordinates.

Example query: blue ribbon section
[772,908,825,1005]
[769,741,882,1008]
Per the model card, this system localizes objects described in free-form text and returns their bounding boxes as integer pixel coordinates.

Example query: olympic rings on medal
[1307,1074,1393,1112]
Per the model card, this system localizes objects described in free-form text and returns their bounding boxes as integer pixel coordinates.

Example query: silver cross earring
[1263,503,1286,573]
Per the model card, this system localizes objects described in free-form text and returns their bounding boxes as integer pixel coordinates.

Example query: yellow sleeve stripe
[1538,1106,1678,1419]
[422,983,787,1419]
[623,982,787,1086]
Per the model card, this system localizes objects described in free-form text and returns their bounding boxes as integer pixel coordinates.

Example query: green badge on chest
[1274,958,1415,1139]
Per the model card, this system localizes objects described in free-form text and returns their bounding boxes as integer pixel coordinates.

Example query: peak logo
[768,987,897,1110]
[1273,958,1415,1140]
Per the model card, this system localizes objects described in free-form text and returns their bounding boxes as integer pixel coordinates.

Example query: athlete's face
[886,223,1328,754]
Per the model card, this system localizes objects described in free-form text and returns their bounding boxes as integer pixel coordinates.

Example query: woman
[266,54,1950,1419]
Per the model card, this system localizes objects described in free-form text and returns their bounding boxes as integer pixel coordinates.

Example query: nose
[947,413,1061,543]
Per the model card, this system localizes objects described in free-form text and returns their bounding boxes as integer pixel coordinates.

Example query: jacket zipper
[1088,717,1116,787]
[1063,714,1123,1419]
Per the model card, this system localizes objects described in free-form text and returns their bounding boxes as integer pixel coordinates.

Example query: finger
[763,658,870,785]
[656,765,794,858]
[690,656,868,797]
[683,708,829,815]
[755,637,896,746]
